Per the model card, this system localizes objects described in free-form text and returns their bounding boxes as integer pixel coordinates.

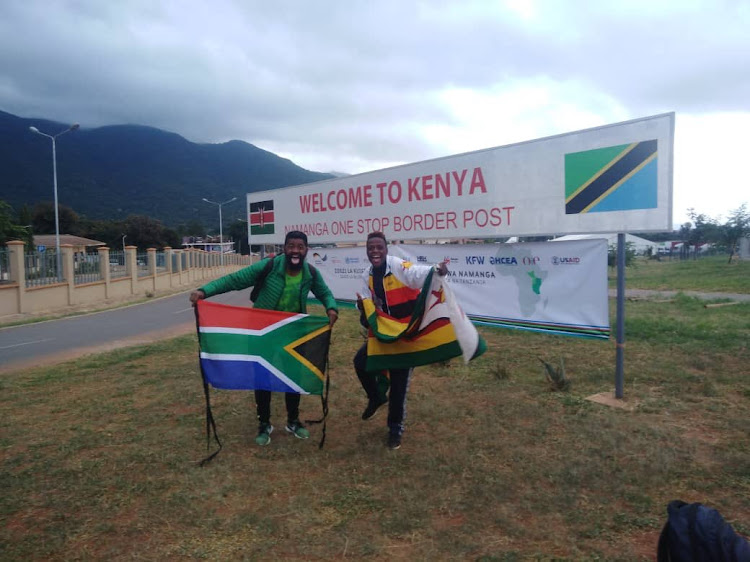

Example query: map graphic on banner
[308,239,610,339]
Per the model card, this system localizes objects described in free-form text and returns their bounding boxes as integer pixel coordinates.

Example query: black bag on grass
[657,500,750,561]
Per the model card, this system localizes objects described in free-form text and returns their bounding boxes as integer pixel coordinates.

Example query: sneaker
[255,423,273,446]
[387,433,402,450]
[285,420,310,440]
[361,397,388,420]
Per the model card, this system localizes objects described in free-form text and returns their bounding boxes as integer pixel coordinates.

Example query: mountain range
[0,110,334,226]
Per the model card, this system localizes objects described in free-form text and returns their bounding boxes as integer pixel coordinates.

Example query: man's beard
[285,253,304,271]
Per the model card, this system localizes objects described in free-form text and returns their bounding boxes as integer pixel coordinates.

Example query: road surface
[0,289,253,373]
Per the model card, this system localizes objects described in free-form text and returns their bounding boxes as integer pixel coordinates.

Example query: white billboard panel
[248,113,674,244]
[310,239,610,339]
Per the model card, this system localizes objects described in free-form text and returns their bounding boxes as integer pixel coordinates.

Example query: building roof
[33,234,106,247]
[551,233,656,248]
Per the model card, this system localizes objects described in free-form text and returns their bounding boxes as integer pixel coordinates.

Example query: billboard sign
[247,113,674,244]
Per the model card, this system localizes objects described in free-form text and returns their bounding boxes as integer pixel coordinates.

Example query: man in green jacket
[189,230,338,446]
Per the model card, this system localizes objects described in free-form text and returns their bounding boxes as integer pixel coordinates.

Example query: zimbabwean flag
[362,269,486,371]
[196,300,331,395]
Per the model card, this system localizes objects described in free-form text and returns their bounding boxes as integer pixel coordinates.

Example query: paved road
[0,289,253,373]
[2,287,747,374]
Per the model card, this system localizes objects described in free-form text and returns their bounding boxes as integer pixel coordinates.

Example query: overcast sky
[1,0,748,226]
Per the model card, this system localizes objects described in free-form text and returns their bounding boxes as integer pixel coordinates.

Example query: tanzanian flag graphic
[362,270,486,371]
[565,140,657,214]
[196,300,330,394]
[250,200,275,235]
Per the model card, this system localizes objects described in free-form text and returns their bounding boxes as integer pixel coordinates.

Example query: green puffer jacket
[199,256,338,314]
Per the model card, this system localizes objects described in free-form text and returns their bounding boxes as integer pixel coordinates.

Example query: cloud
[0,0,747,225]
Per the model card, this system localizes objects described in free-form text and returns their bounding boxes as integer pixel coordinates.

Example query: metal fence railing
[108,250,128,279]
[155,251,167,274]
[74,253,101,285]
[0,248,10,284]
[136,251,150,278]
[25,251,62,287]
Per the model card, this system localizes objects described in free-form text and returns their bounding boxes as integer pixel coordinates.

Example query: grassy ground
[610,254,750,293]
[2,295,749,560]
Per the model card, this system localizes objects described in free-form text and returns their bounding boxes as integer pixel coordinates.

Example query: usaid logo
[551,256,581,265]
[345,257,360,264]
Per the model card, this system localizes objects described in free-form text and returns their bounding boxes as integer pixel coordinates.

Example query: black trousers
[354,343,413,436]
[254,390,300,425]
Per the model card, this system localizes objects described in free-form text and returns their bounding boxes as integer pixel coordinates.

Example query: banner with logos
[309,239,610,339]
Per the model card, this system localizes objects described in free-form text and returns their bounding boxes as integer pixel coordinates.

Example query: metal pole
[219,203,224,266]
[51,136,62,282]
[615,232,626,399]
[29,123,78,283]
[202,197,236,267]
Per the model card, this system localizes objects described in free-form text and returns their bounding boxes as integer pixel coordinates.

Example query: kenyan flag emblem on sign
[565,140,657,214]
[250,200,275,235]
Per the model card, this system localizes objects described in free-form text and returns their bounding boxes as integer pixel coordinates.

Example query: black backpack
[657,500,750,561]
[249,256,319,302]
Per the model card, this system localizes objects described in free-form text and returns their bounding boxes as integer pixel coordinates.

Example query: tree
[607,242,636,268]
[685,209,721,259]
[227,220,249,255]
[31,201,80,235]
[720,204,750,263]
[0,200,33,248]
[122,215,179,250]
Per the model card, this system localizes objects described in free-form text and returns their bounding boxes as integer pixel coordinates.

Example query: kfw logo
[466,256,485,265]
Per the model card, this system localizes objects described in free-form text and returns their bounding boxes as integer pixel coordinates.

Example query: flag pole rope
[304,327,331,449]
[194,304,223,466]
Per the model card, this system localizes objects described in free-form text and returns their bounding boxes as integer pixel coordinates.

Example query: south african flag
[196,300,330,395]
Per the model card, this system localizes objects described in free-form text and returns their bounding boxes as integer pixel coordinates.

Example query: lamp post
[29,123,79,281]
[122,234,127,253]
[202,197,237,265]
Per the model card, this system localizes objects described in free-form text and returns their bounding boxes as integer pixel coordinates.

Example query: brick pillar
[126,245,137,295]
[164,247,173,287]
[147,248,157,292]
[98,246,112,298]
[6,240,26,313]
[62,244,75,305]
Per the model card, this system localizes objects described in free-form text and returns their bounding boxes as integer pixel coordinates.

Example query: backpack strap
[307,262,319,279]
[250,256,277,302]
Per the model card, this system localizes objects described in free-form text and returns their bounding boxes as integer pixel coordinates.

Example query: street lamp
[29,123,80,281]
[202,197,237,265]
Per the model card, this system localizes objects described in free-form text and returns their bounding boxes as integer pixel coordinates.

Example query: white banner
[310,239,610,339]
[248,113,674,244]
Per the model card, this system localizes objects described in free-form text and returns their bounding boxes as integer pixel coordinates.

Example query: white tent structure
[550,233,657,255]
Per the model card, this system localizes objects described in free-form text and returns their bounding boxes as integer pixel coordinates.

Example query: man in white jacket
[354,232,447,450]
